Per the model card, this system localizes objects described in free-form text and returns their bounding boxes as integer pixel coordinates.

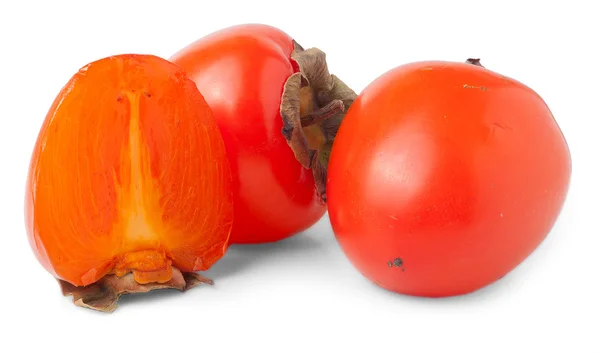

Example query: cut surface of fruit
[25,54,233,310]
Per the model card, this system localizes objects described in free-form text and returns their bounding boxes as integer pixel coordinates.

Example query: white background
[1,0,598,353]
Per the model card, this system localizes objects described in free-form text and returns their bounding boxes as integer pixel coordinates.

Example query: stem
[280,41,358,203]
[466,58,484,67]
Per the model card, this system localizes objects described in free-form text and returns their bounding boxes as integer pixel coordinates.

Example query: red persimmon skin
[327,61,571,297]
[170,24,326,244]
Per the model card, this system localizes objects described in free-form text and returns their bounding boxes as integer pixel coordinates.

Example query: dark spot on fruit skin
[388,257,404,271]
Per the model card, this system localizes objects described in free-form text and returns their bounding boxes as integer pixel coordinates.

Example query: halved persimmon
[24,54,233,311]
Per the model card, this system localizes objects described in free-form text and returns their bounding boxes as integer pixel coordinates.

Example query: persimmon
[24,54,233,312]
[170,24,357,244]
[326,59,571,297]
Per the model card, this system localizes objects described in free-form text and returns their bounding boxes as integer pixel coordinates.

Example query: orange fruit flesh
[25,54,233,287]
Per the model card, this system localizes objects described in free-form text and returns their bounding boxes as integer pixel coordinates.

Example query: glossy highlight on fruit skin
[170,24,327,244]
[25,54,234,288]
[327,60,571,297]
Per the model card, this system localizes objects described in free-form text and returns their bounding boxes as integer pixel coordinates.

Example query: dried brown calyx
[280,41,358,203]
[58,267,212,313]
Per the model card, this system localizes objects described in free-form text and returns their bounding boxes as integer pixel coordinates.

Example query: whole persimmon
[327,59,571,297]
[170,24,357,244]
[25,54,233,312]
